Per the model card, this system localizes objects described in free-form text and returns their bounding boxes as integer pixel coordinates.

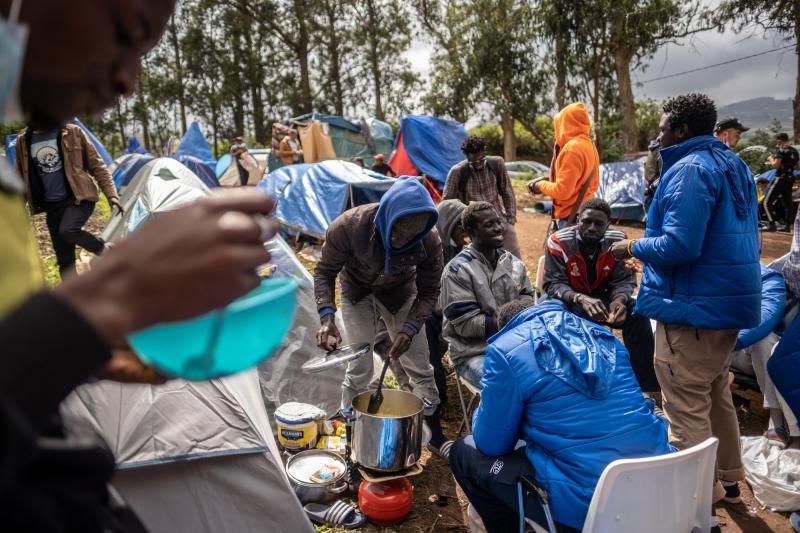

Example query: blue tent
[113,153,155,189]
[4,118,112,167]
[124,137,148,155]
[257,160,395,238]
[389,116,468,186]
[173,154,219,189]
[597,160,647,221]
[174,122,215,170]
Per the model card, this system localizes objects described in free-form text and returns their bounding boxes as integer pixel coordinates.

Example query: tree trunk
[211,100,219,159]
[294,0,313,113]
[168,16,188,134]
[611,12,637,154]
[115,99,126,146]
[243,28,267,143]
[613,48,637,153]
[230,27,246,136]
[554,34,567,110]
[592,59,603,160]
[136,85,150,152]
[366,0,383,120]
[326,1,344,116]
[501,110,516,161]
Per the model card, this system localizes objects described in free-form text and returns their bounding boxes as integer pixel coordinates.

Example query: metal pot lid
[301,342,371,374]
[286,450,347,485]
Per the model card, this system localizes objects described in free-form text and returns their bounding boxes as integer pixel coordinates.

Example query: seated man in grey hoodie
[440,202,534,388]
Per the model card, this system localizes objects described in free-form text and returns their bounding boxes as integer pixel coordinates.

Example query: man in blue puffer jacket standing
[610,93,761,504]
[450,299,671,532]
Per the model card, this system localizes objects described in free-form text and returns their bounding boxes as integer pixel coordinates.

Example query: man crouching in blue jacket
[610,93,760,505]
[450,299,671,532]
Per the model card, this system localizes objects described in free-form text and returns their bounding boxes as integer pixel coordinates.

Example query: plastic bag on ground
[741,436,800,511]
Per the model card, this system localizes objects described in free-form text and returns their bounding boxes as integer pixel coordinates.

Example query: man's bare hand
[99,349,166,384]
[607,299,627,326]
[316,314,342,352]
[54,190,278,346]
[576,294,608,323]
[387,332,413,360]
[609,240,632,260]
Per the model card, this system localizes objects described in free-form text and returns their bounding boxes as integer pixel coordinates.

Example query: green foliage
[469,119,554,161]
[636,99,663,150]
[42,256,60,287]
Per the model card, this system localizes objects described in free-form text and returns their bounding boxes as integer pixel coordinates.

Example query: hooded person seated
[449,299,672,533]
[731,265,799,448]
[313,177,449,450]
[543,198,657,393]
[440,201,534,389]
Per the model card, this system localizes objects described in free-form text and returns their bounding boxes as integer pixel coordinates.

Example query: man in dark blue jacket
[610,93,761,504]
[450,299,671,532]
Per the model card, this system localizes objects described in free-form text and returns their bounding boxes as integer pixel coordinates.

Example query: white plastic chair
[524,437,719,533]
[582,437,719,533]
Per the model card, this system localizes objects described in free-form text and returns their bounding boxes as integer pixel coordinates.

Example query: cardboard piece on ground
[357,463,423,483]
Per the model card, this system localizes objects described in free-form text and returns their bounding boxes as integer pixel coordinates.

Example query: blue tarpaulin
[393,115,467,186]
[4,118,112,167]
[757,168,800,184]
[597,160,647,221]
[290,113,361,133]
[174,122,216,170]
[113,154,155,189]
[124,137,148,155]
[173,154,219,189]
[257,160,396,238]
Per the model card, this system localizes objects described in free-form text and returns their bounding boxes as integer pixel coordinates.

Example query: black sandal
[304,500,367,529]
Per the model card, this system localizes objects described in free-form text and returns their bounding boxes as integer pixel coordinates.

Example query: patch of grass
[42,255,60,286]
[95,196,111,224]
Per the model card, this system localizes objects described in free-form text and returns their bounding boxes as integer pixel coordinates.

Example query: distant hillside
[717,97,793,133]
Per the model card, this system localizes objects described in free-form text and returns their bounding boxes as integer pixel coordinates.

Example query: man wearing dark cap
[371,154,395,176]
[714,117,748,149]
[775,133,799,169]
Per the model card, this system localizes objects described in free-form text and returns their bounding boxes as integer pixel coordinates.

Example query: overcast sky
[404,18,796,109]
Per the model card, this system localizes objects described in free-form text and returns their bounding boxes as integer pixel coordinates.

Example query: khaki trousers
[654,323,744,486]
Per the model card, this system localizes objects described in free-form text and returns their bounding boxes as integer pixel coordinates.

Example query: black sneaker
[760,222,777,232]
[723,481,741,503]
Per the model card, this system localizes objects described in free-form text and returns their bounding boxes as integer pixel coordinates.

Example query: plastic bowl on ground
[128,278,297,380]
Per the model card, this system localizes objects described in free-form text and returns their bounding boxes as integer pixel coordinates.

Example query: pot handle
[329,480,349,494]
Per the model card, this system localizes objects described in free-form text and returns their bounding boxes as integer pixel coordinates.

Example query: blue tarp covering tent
[124,137,148,155]
[389,116,468,187]
[597,160,647,221]
[4,118,112,167]
[257,160,395,238]
[112,153,155,189]
[291,112,362,133]
[173,154,219,189]
[174,122,216,170]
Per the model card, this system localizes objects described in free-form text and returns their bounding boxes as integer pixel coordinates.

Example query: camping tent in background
[389,115,468,189]
[3,118,112,167]
[123,137,148,155]
[103,157,209,243]
[269,113,395,171]
[597,159,647,222]
[174,121,216,170]
[173,154,220,189]
[257,160,395,238]
[110,153,155,190]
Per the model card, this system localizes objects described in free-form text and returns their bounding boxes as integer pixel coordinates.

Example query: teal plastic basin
[129,278,298,380]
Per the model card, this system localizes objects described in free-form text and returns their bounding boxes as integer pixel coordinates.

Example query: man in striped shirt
[543,198,657,393]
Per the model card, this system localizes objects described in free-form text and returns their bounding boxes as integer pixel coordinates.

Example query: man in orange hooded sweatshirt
[530,103,600,229]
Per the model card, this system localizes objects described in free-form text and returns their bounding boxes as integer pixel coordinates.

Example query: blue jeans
[449,436,579,533]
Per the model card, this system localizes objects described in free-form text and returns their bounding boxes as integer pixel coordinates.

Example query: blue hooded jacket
[633,135,761,330]
[736,266,785,350]
[374,177,438,272]
[472,300,672,530]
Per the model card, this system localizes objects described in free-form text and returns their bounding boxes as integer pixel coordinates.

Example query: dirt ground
[32,194,796,532]
[316,209,795,533]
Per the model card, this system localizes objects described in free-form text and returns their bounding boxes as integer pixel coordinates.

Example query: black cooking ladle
[367,357,392,414]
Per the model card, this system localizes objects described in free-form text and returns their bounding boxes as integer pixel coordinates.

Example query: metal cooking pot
[285,449,348,504]
[351,389,423,472]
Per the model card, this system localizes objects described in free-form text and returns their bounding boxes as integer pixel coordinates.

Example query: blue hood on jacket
[374,177,438,272]
[660,135,754,219]
[494,300,617,399]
